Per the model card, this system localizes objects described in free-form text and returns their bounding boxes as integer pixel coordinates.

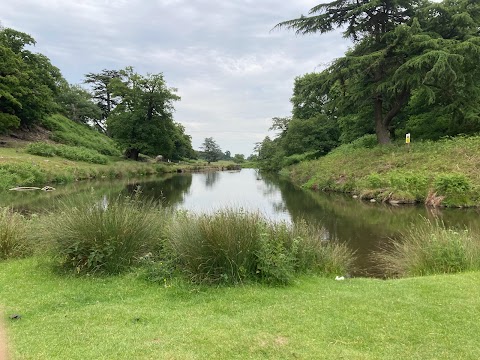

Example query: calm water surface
[3,168,480,276]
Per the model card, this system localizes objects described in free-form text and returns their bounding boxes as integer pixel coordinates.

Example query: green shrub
[366,173,386,189]
[434,173,471,194]
[55,145,108,164]
[0,163,47,190]
[0,208,30,260]
[255,224,298,285]
[376,218,480,277]
[26,142,56,157]
[434,174,473,206]
[291,220,355,275]
[388,172,429,200]
[283,151,321,167]
[225,164,241,170]
[350,134,378,149]
[45,196,169,274]
[26,140,109,164]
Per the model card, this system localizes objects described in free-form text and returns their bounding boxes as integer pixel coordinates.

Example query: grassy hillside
[285,135,480,207]
[41,114,121,156]
[0,114,235,190]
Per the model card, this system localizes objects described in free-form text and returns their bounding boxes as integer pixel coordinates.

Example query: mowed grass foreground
[0,258,479,359]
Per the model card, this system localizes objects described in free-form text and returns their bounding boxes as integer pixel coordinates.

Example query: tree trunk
[374,88,410,144]
[374,96,391,144]
[125,148,140,161]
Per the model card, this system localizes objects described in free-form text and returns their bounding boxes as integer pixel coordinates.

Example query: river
[3,168,480,276]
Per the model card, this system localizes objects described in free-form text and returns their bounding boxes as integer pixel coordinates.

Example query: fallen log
[9,186,56,192]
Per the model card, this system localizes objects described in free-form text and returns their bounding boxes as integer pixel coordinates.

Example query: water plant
[376,218,480,277]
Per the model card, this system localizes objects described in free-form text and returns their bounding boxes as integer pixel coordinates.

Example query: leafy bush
[26,142,56,157]
[0,113,20,133]
[434,174,473,206]
[376,218,480,277]
[255,223,299,285]
[0,163,47,190]
[45,196,169,274]
[434,173,471,194]
[291,220,354,275]
[350,134,378,149]
[55,145,108,164]
[366,173,386,189]
[283,151,321,167]
[0,208,30,260]
[26,141,109,164]
[388,172,429,200]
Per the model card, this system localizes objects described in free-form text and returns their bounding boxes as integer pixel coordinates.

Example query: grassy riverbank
[285,135,480,207]
[0,115,242,191]
[1,258,479,359]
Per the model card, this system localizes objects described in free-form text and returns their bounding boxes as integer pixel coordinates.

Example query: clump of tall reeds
[163,209,355,285]
[43,195,170,274]
[376,218,480,277]
[0,207,31,260]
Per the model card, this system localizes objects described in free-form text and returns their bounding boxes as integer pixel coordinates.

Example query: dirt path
[0,316,8,360]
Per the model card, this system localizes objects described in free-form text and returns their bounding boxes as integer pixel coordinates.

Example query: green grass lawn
[1,258,479,359]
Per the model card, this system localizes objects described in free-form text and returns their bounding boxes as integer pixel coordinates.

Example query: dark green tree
[84,69,123,132]
[0,27,61,130]
[255,136,285,171]
[201,137,222,163]
[283,115,339,156]
[401,0,480,139]
[275,0,421,144]
[233,154,245,163]
[276,0,480,144]
[56,82,102,126]
[171,123,196,160]
[107,67,183,161]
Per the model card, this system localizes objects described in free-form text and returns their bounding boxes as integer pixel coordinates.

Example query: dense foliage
[199,137,223,163]
[0,25,195,161]
[107,67,195,161]
[0,27,61,131]
[257,0,480,171]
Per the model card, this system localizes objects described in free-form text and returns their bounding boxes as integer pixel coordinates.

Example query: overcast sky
[2,0,351,156]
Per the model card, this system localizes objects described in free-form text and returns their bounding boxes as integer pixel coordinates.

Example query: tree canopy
[84,69,123,132]
[255,0,480,170]
[0,27,62,131]
[56,81,102,126]
[107,67,193,161]
[0,24,195,162]
[200,137,223,163]
[273,0,480,145]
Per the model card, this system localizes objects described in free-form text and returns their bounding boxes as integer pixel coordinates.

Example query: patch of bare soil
[0,317,8,360]
[0,126,52,148]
